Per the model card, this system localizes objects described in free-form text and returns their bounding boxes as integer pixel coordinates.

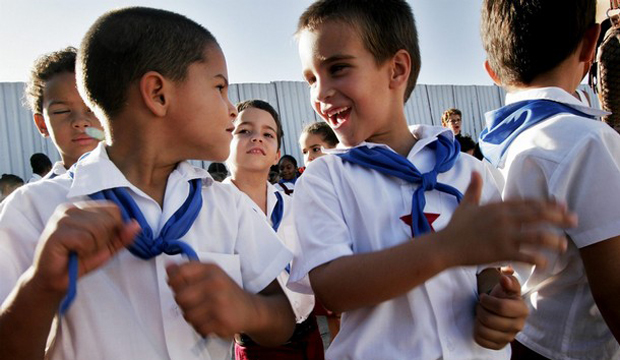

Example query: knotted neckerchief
[337,135,463,237]
[479,99,597,167]
[59,175,203,314]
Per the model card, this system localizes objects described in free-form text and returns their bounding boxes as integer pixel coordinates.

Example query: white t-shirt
[28,173,42,183]
[290,125,507,360]
[492,87,620,360]
[0,143,292,360]
[222,178,315,323]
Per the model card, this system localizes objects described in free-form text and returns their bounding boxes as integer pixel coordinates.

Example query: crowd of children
[0,1,618,360]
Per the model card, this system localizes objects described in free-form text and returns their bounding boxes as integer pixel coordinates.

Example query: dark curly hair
[24,47,77,114]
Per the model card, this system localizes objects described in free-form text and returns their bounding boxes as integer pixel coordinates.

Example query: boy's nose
[314,79,334,102]
[71,113,94,128]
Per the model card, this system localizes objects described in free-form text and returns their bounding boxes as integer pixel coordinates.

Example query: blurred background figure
[28,153,52,183]
[0,174,24,203]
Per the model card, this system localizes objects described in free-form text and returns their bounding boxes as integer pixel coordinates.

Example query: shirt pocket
[196,252,242,287]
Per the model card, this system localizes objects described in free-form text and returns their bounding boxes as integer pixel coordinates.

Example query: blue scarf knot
[59,176,203,314]
[337,133,463,237]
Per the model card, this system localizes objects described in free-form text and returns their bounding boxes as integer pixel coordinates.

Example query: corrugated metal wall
[0,81,599,180]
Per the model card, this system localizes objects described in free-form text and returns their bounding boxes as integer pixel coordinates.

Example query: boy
[289,0,577,359]
[224,99,323,359]
[479,1,620,359]
[28,153,52,182]
[441,108,463,137]
[24,47,104,178]
[0,7,295,360]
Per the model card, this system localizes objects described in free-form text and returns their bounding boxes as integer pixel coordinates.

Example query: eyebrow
[322,54,355,63]
[236,121,278,134]
[215,74,229,86]
[47,100,68,106]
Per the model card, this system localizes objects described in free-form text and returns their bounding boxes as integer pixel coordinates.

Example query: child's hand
[166,262,257,339]
[474,270,526,350]
[32,201,139,296]
[441,171,576,268]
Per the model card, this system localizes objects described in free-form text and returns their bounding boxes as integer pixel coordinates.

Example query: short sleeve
[288,159,354,294]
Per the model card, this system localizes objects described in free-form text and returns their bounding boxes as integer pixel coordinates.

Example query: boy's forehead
[298,21,361,61]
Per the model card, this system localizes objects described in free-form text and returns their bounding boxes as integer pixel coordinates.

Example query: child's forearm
[244,280,296,346]
[0,267,63,360]
[309,232,454,313]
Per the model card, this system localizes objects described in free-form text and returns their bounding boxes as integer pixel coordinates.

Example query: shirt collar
[67,142,213,198]
[505,87,609,117]
[326,124,454,161]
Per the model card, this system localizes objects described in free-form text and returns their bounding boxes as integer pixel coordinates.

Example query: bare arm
[310,172,574,313]
[580,235,620,343]
[167,263,295,347]
[0,202,138,360]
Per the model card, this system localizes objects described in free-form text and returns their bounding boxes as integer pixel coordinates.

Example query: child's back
[479,1,620,358]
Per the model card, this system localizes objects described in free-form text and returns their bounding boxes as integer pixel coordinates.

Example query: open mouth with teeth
[326,107,351,129]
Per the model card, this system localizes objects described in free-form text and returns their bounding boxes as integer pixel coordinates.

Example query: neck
[230,169,269,214]
[367,113,416,157]
[106,114,179,207]
[510,56,583,95]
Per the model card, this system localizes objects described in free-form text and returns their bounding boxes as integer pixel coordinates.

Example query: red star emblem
[400,213,440,236]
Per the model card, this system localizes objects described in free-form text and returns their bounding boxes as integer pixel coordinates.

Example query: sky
[0,0,491,86]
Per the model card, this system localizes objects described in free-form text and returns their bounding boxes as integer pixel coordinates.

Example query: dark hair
[441,108,462,125]
[481,0,596,86]
[457,134,476,153]
[0,174,25,187]
[236,99,284,150]
[279,155,298,168]
[302,121,339,148]
[30,153,52,175]
[25,47,77,114]
[297,0,420,102]
[207,162,228,182]
[78,7,218,119]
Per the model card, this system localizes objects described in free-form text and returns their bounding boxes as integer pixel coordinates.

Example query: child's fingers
[501,200,578,228]
[518,229,568,253]
[460,171,483,206]
[473,318,514,350]
[498,274,521,297]
[479,293,529,319]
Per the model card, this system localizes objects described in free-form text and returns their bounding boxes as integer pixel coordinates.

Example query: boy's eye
[52,110,70,115]
[330,64,348,75]
[264,133,274,138]
[312,147,322,153]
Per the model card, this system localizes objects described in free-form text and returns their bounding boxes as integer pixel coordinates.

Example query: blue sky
[0,0,491,85]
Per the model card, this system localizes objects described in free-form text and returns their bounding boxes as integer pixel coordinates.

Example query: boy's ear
[273,149,281,166]
[389,49,411,92]
[33,114,49,137]
[484,60,502,86]
[139,71,170,117]
[580,23,602,63]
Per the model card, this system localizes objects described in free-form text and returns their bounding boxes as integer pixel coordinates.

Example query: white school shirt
[289,125,508,360]
[43,161,67,179]
[493,87,620,360]
[0,143,292,360]
[28,173,42,183]
[222,178,315,323]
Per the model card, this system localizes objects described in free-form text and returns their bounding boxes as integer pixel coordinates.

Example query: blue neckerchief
[479,99,597,167]
[59,173,203,314]
[337,135,463,237]
[271,191,284,232]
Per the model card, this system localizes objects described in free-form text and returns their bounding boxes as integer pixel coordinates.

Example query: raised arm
[309,172,574,313]
[0,202,138,360]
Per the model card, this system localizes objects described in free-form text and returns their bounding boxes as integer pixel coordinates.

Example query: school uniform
[275,178,296,195]
[289,125,508,360]
[0,143,292,360]
[43,161,67,179]
[27,173,42,183]
[480,87,620,360]
[222,178,323,360]
[222,178,315,322]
